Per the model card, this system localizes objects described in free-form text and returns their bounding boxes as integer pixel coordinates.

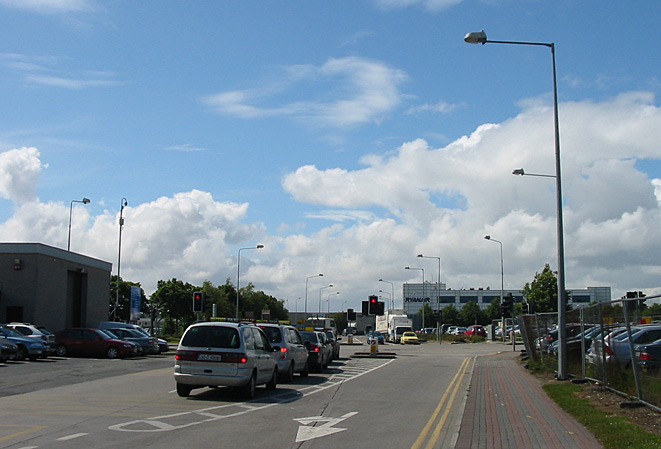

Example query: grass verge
[543,382,661,449]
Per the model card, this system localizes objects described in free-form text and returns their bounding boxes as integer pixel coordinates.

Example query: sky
[1,0,661,313]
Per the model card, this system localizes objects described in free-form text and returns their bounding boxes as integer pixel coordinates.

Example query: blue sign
[130,286,141,321]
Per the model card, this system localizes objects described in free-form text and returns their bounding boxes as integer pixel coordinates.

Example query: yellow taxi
[400,331,419,345]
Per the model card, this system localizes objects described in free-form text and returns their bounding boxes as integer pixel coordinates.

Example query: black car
[299,331,331,372]
[0,337,18,362]
[324,330,341,360]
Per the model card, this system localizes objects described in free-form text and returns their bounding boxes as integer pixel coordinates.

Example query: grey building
[0,243,112,332]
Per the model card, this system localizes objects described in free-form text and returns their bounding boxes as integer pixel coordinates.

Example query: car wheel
[266,368,277,390]
[176,383,192,397]
[14,346,27,361]
[300,360,309,377]
[242,372,256,399]
[106,347,119,359]
[55,345,68,357]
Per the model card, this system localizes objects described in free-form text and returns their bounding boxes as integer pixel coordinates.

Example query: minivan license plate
[198,354,221,362]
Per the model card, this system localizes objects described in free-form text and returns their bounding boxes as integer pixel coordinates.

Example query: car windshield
[181,326,240,349]
[99,329,118,339]
[299,331,318,343]
[0,326,22,337]
[258,326,282,344]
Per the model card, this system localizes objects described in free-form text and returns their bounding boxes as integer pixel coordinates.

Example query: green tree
[459,300,484,327]
[149,278,197,333]
[441,304,460,325]
[485,297,502,322]
[419,303,435,328]
[522,264,558,313]
[109,275,147,322]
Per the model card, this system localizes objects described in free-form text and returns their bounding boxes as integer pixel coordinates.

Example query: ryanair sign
[405,297,431,302]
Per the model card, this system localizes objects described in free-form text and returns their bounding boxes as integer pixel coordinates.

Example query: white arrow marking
[294,412,357,442]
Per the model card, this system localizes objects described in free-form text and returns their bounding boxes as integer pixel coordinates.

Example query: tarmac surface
[453,350,604,449]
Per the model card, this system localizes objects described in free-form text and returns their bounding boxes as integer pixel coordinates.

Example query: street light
[405,266,425,329]
[465,29,568,379]
[304,274,324,318]
[236,244,264,320]
[318,284,334,319]
[378,279,395,310]
[512,168,555,178]
[418,254,441,319]
[484,235,505,341]
[327,291,340,314]
[67,197,90,251]
[378,290,391,310]
[114,198,128,321]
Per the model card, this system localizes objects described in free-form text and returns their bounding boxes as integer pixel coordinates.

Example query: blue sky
[1,0,661,311]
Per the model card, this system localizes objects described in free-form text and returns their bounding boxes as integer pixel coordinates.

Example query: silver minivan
[174,322,278,398]
[258,324,309,382]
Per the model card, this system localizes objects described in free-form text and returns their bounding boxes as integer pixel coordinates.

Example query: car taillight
[312,344,319,352]
[639,352,654,361]
[175,350,248,363]
[605,345,615,356]
[280,347,288,353]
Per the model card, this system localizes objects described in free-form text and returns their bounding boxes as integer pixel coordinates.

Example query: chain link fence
[517,296,661,411]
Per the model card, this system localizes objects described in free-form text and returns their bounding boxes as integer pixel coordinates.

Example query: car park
[174,322,278,398]
[604,325,661,366]
[635,339,661,372]
[0,326,46,361]
[5,322,56,356]
[98,321,169,354]
[54,328,139,359]
[445,326,458,335]
[299,330,331,372]
[103,328,160,355]
[400,331,419,345]
[450,327,467,336]
[257,323,309,382]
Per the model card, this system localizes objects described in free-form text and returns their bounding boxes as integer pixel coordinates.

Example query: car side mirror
[272,345,281,352]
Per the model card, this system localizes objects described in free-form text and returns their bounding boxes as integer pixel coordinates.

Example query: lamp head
[484,235,491,240]
[405,266,410,270]
[82,197,90,204]
[464,30,487,44]
[417,254,423,258]
[256,244,264,249]
[512,168,525,176]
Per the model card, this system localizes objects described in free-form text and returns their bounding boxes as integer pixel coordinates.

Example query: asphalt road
[0,339,501,449]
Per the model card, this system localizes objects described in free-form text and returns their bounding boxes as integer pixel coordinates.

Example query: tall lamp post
[405,266,425,329]
[378,279,395,310]
[417,254,441,319]
[465,29,567,379]
[67,197,90,251]
[484,235,505,341]
[327,291,340,314]
[236,244,264,320]
[378,290,392,310]
[114,198,128,321]
[318,284,334,319]
[304,274,324,319]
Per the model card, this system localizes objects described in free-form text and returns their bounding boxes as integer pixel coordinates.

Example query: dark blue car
[636,339,661,372]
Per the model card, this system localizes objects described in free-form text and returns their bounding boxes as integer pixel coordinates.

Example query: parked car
[0,326,46,361]
[400,331,419,345]
[635,339,661,372]
[98,321,168,354]
[450,327,467,336]
[0,337,18,362]
[174,322,278,398]
[54,328,139,359]
[325,330,341,359]
[367,331,385,345]
[5,322,56,356]
[605,325,661,366]
[299,331,331,372]
[103,328,160,355]
[257,323,309,382]
[445,326,458,335]
[464,325,486,337]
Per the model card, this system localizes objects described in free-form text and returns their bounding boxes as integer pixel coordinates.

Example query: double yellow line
[411,357,472,449]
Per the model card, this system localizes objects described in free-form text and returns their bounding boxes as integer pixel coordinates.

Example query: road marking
[411,357,472,449]
[0,425,47,443]
[110,357,393,433]
[56,433,89,441]
[294,412,358,442]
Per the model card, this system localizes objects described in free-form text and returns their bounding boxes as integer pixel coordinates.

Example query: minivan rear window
[259,326,282,344]
[182,326,240,349]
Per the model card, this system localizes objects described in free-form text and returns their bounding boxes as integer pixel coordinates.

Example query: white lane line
[56,433,89,441]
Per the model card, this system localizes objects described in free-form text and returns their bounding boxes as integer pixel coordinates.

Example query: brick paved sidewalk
[454,351,603,449]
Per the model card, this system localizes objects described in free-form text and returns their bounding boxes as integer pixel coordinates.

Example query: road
[0,339,501,449]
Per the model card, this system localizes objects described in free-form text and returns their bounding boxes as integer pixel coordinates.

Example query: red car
[54,328,139,359]
[464,325,487,337]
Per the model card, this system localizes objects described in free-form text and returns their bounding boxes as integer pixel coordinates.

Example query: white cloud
[373,0,464,12]
[0,147,42,203]
[203,56,407,127]
[0,0,93,14]
[1,93,660,301]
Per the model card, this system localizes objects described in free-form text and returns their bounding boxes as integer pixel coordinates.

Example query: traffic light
[362,301,369,316]
[500,294,513,317]
[193,291,205,312]
[626,291,646,309]
[376,300,385,315]
[433,310,442,323]
[368,295,378,315]
[347,308,356,321]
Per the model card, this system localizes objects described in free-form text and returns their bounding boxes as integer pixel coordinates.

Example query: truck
[376,311,413,343]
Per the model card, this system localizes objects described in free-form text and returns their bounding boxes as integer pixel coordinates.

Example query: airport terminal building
[402,282,611,316]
